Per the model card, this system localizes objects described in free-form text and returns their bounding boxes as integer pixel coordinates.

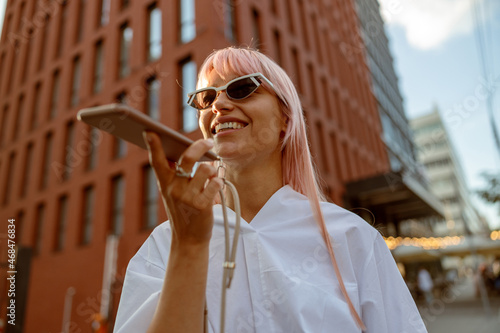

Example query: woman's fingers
[177,139,215,175]
[143,131,219,204]
[143,131,219,245]
[143,131,175,186]
[184,163,221,209]
[193,177,224,209]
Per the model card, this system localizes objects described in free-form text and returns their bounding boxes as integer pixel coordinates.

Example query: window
[332,88,341,126]
[146,76,160,120]
[49,70,60,119]
[6,43,18,94]
[38,15,50,71]
[321,78,332,119]
[81,185,94,245]
[12,95,24,141]
[114,92,128,158]
[55,2,68,58]
[2,153,16,206]
[113,137,127,159]
[224,0,236,42]
[297,0,309,49]
[98,0,110,26]
[121,0,130,10]
[331,133,342,182]
[291,48,302,93]
[342,141,351,181]
[0,105,8,147]
[71,56,81,106]
[179,0,195,43]
[21,33,32,83]
[30,83,42,130]
[119,24,133,78]
[270,0,277,14]
[93,40,104,93]
[251,8,262,49]
[444,196,460,205]
[284,0,294,33]
[1,15,12,42]
[307,64,318,106]
[273,30,282,66]
[143,165,158,229]
[16,210,24,244]
[17,2,26,31]
[110,175,125,236]
[0,52,5,88]
[180,59,197,132]
[54,195,68,251]
[40,133,53,189]
[34,203,45,255]
[316,122,329,173]
[148,5,162,61]
[116,91,128,104]
[311,13,322,64]
[86,127,99,170]
[425,158,451,170]
[76,0,86,42]
[20,142,34,198]
[62,122,75,181]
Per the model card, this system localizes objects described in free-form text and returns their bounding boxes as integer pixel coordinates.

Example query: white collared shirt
[114,185,427,332]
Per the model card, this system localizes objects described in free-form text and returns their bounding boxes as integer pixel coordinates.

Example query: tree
[477,172,500,214]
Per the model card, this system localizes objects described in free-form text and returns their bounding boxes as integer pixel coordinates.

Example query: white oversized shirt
[114,185,427,332]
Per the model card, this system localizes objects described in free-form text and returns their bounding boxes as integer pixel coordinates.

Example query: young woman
[114,47,427,333]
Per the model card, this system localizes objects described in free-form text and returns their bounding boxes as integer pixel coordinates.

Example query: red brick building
[0,0,390,331]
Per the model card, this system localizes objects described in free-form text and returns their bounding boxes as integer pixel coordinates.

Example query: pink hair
[197,47,365,330]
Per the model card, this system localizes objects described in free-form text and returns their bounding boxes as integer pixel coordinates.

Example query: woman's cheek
[199,113,212,138]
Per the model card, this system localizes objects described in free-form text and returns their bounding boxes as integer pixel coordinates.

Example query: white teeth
[215,122,245,134]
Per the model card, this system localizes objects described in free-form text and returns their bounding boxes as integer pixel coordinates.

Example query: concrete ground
[416,276,500,333]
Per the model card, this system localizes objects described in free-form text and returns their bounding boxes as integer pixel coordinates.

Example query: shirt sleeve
[360,232,428,333]
[113,223,171,333]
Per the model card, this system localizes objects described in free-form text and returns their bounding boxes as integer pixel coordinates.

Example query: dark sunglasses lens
[193,89,217,109]
[227,78,259,100]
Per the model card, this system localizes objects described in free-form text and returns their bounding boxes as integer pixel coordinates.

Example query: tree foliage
[477,172,500,205]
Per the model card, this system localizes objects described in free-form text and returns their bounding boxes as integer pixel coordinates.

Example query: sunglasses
[187,73,276,110]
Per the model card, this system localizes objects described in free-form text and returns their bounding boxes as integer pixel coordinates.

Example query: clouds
[378,0,477,50]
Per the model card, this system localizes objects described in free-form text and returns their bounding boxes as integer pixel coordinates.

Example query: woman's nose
[212,90,234,114]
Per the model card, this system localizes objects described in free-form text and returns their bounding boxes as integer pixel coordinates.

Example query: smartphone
[77,103,218,162]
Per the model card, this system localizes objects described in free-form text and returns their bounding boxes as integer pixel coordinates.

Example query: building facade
[346,0,443,236]
[410,108,490,236]
[0,0,391,331]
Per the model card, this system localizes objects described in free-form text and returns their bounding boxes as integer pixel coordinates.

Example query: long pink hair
[197,47,365,330]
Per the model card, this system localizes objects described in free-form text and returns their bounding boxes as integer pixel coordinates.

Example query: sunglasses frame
[187,72,276,110]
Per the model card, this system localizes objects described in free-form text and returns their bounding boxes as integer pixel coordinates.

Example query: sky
[0,0,5,37]
[379,0,500,229]
[0,0,498,228]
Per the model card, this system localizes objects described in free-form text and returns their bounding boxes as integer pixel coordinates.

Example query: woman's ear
[281,116,289,135]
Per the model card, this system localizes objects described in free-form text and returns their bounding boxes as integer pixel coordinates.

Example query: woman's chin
[213,141,246,160]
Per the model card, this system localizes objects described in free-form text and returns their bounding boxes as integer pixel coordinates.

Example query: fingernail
[206,138,214,146]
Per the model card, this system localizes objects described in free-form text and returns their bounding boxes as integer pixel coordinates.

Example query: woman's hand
[143,131,223,247]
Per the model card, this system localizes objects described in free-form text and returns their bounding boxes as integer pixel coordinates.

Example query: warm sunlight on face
[198,71,286,168]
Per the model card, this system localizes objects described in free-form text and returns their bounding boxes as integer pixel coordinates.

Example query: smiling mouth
[212,122,248,135]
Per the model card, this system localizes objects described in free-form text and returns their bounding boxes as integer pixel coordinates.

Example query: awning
[344,171,444,222]
[440,237,500,257]
[391,245,442,263]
